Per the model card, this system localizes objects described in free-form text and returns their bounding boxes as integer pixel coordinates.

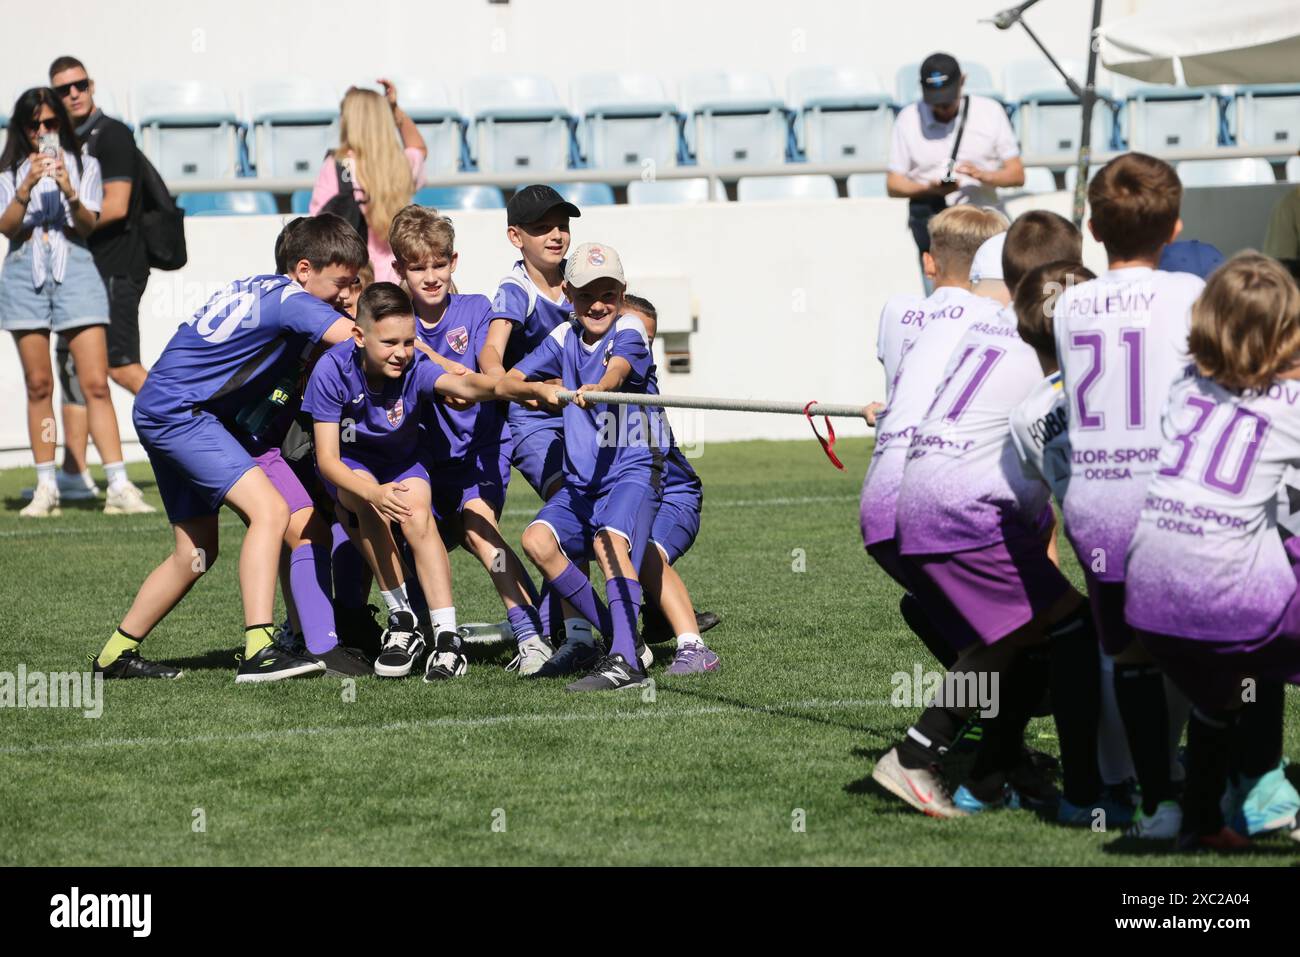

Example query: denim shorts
[0,240,108,334]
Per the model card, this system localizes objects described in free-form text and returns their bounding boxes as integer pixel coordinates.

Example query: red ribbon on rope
[803,401,844,470]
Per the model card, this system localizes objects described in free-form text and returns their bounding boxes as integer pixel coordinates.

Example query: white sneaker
[871,746,966,819]
[104,481,156,515]
[1126,800,1182,839]
[19,484,62,518]
[506,635,554,676]
[20,470,98,501]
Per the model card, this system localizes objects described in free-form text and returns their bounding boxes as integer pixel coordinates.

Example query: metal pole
[1073,0,1106,227]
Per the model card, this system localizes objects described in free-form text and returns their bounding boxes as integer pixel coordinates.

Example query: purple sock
[606,576,642,666]
[537,581,562,637]
[506,604,542,643]
[331,523,369,610]
[290,543,339,654]
[552,562,611,635]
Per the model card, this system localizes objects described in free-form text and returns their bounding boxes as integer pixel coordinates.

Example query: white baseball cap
[969,232,1007,283]
[564,242,626,288]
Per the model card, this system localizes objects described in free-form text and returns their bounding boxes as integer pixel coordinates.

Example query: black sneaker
[90,650,181,680]
[234,645,327,684]
[642,607,722,644]
[314,644,373,677]
[566,652,648,692]
[636,636,654,671]
[423,631,468,682]
[374,610,426,678]
[695,610,720,634]
[272,619,307,657]
[531,635,601,678]
[336,603,385,659]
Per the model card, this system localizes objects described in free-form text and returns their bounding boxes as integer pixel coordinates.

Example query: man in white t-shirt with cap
[887,53,1024,263]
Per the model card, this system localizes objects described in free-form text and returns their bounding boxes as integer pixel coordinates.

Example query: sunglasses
[26,117,60,133]
[54,78,90,98]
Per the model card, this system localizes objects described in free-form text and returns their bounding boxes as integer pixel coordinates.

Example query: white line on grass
[0,696,886,756]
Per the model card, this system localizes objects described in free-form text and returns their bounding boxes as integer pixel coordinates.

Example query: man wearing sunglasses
[46,55,153,511]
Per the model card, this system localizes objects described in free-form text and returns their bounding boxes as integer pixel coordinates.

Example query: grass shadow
[661,683,890,736]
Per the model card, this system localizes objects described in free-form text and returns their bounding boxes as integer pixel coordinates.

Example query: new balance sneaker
[19,484,61,518]
[424,631,468,681]
[104,481,156,515]
[336,604,385,660]
[1222,762,1300,836]
[636,637,654,671]
[1057,794,1136,829]
[1177,826,1250,853]
[953,782,1022,814]
[871,747,966,819]
[665,641,721,675]
[90,649,181,680]
[1126,800,1182,839]
[565,652,648,692]
[374,610,426,678]
[234,645,326,683]
[314,644,373,677]
[506,635,554,676]
[531,635,602,678]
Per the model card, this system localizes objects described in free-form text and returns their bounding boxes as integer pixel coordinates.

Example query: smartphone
[38,132,59,158]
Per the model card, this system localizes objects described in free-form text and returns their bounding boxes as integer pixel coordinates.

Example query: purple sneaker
[665,642,720,675]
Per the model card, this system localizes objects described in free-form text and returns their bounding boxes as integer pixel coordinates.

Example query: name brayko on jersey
[50,888,151,937]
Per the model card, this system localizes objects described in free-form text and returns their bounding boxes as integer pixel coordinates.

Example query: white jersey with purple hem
[896,305,1051,554]
[876,292,928,402]
[860,286,1002,547]
[1052,266,1204,581]
[1009,371,1071,505]
[1125,373,1300,642]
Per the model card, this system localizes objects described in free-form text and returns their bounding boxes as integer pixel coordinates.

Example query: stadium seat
[1234,84,1300,149]
[894,61,1003,106]
[412,185,506,210]
[1011,165,1059,194]
[625,177,726,204]
[786,66,893,163]
[736,174,838,202]
[92,88,129,127]
[1287,156,1300,184]
[548,182,615,207]
[178,190,278,216]
[571,73,682,170]
[245,79,339,178]
[1122,83,1227,151]
[1003,59,1118,161]
[680,72,791,166]
[133,81,242,180]
[462,75,575,173]
[289,189,312,214]
[392,77,468,176]
[1176,158,1276,187]
[846,172,888,198]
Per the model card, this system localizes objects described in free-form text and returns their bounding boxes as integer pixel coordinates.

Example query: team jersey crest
[446,326,469,355]
[386,398,404,427]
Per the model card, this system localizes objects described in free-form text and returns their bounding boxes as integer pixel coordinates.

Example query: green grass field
[1,436,1297,866]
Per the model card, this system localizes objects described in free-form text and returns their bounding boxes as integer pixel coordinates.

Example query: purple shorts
[429,448,510,523]
[510,421,565,499]
[651,497,701,564]
[320,456,431,506]
[134,408,256,524]
[1085,573,1134,655]
[253,447,313,514]
[905,532,1072,646]
[531,479,660,570]
[867,538,980,651]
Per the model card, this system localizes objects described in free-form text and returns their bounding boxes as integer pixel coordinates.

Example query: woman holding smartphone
[0,87,137,518]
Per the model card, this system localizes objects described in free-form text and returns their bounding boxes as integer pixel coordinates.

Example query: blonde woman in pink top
[309,80,426,283]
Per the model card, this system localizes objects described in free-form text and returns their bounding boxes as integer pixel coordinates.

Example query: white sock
[564,617,595,644]
[676,632,703,649]
[380,585,410,615]
[35,462,57,490]
[104,461,128,492]
[431,606,457,635]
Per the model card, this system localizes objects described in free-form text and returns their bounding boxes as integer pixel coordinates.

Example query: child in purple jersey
[498,242,666,692]
[388,205,551,676]
[1126,255,1300,851]
[91,215,364,684]
[304,283,498,682]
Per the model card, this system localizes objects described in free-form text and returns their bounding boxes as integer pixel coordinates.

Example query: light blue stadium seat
[289,189,312,214]
[571,73,681,171]
[1234,85,1300,149]
[462,75,574,173]
[1176,158,1276,187]
[245,79,339,178]
[548,182,615,207]
[412,185,505,210]
[787,67,893,163]
[392,76,466,176]
[846,172,888,198]
[178,191,277,216]
[1121,82,1227,151]
[625,177,725,204]
[1003,59,1117,161]
[134,81,241,180]
[680,72,791,166]
[737,174,838,202]
[1287,156,1300,183]
[895,61,1003,106]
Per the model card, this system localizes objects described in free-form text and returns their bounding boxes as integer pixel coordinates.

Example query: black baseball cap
[920,53,962,106]
[507,184,581,227]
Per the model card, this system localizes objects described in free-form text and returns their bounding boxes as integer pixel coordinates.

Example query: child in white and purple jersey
[303,283,498,682]
[388,205,552,676]
[1126,254,1300,850]
[1052,153,1202,838]
[498,243,667,693]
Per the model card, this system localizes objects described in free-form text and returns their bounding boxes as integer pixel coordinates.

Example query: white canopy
[1097,0,1300,86]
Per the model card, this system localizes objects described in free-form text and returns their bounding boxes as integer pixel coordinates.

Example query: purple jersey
[513,315,666,493]
[415,293,509,465]
[136,275,341,421]
[897,305,1051,554]
[302,340,447,470]
[492,260,573,443]
[646,366,703,509]
[1126,373,1300,642]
